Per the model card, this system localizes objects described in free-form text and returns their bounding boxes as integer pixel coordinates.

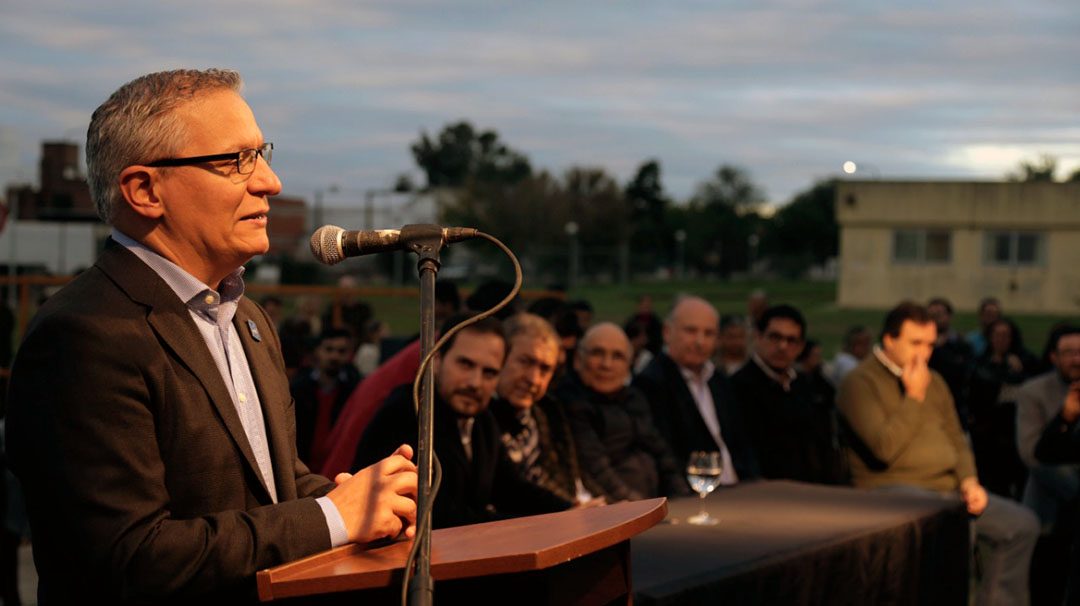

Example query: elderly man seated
[561,322,688,501]
[490,313,605,506]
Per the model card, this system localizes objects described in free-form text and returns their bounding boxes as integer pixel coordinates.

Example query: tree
[761,180,838,277]
[682,165,766,276]
[624,160,672,270]
[694,164,765,212]
[1008,154,1058,182]
[410,121,531,189]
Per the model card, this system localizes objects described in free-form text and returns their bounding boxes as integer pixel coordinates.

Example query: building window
[893,229,952,264]
[984,231,1045,266]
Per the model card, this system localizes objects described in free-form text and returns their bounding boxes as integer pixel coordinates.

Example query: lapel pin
[247,319,262,342]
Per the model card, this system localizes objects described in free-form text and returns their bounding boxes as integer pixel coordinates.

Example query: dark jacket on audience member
[731,358,849,484]
[354,384,571,528]
[633,352,759,480]
[490,394,604,504]
[289,365,361,467]
[562,375,690,501]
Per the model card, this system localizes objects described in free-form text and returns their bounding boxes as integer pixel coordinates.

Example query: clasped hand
[327,444,419,544]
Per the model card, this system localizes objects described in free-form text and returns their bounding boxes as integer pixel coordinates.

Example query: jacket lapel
[235,299,297,501]
[96,243,271,502]
[662,353,723,451]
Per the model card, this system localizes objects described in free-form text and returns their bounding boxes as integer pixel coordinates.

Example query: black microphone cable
[399,230,522,606]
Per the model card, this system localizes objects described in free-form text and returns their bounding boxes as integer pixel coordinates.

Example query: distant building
[836,180,1080,313]
[5,141,97,222]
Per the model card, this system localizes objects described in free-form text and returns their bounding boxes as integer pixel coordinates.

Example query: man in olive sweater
[839,301,1037,606]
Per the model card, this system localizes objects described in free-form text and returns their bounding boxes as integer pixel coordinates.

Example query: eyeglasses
[764,331,803,347]
[147,142,273,175]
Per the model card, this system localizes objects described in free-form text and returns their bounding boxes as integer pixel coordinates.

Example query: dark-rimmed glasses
[764,331,802,347]
[147,142,273,175]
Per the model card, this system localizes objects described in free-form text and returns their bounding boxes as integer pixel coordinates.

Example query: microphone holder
[402,224,445,606]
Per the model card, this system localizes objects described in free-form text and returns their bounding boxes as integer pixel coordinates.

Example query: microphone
[310,224,479,265]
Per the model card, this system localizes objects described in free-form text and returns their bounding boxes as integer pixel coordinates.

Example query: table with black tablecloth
[632,480,970,605]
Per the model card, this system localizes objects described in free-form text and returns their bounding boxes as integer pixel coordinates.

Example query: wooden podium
[257,498,667,605]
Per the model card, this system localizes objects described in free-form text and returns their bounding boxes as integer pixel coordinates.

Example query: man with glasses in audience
[5,69,417,604]
[731,304,847,484]
[563,323,688,501]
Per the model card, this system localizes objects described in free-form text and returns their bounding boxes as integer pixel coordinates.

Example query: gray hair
[86,68,243,223]
[504,312,559,353]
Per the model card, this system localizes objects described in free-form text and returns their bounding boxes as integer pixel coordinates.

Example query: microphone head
[310,225,346,265]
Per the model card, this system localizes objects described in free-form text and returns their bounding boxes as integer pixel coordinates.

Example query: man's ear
[118,166,164,219]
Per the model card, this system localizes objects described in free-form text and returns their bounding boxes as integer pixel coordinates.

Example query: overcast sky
[1,0,1077,209]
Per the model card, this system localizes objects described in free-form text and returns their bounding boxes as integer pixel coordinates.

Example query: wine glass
[686,451,722,526]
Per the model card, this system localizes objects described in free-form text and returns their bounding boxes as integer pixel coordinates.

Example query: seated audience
[323,275,373,343]
[634,296,757,484]
[289,328,361,471]
[491,313,604,505]
[927,297,974,427]
[715,313,750,376]
[731,305,846,484]
[967,296,1002,358]
[1016,325,1080,605]
[320,338,422,477]
[838,301,1037,606]
[354,315,570,528]
[564,323,689,501]
[797,338,836,409]
[624,320,654,376]
[969,318,1038,499]
[827,324,872,388]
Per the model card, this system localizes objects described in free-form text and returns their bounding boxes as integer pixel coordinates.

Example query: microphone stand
[402,225,444,606]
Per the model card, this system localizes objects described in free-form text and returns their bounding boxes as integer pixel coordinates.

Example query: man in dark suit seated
[5,69,417,604]
[491,313,605,506]
[634,295,757,484]
[731,304,847,484]
[564,323,689,501]
[354,314,571,528]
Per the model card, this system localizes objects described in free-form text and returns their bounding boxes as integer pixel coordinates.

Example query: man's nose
[248,156,283,196]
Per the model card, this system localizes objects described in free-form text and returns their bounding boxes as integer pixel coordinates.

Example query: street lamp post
[674,229,686,280]
[565,221,579,291]
[312,184,339,231]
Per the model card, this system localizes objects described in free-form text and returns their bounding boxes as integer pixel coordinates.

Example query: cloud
[1,0,1077,204]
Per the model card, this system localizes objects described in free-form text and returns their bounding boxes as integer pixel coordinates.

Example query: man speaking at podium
[5,69,418,604]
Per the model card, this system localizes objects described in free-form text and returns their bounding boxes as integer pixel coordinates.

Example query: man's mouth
[241,209,269,222]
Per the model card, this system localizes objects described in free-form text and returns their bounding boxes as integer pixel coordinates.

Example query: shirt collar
[677,358,716,384]
[751,352,797,390]
[111,229,246,307]
[873,345,904,378]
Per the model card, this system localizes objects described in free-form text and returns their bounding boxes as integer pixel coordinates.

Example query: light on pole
[841,161,880,178]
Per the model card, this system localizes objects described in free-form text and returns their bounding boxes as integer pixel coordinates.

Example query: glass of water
[686,451,722,526]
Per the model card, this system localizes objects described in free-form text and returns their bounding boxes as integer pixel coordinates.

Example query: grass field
[354,279,1076,358]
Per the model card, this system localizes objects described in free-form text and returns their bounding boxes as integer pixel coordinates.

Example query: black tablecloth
[632,481,970,606]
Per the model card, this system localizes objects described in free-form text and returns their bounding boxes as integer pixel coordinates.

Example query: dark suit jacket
[6,243,334,605]
[730,360,848,485]
[633,352,759,480]
[354,385,570,529]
